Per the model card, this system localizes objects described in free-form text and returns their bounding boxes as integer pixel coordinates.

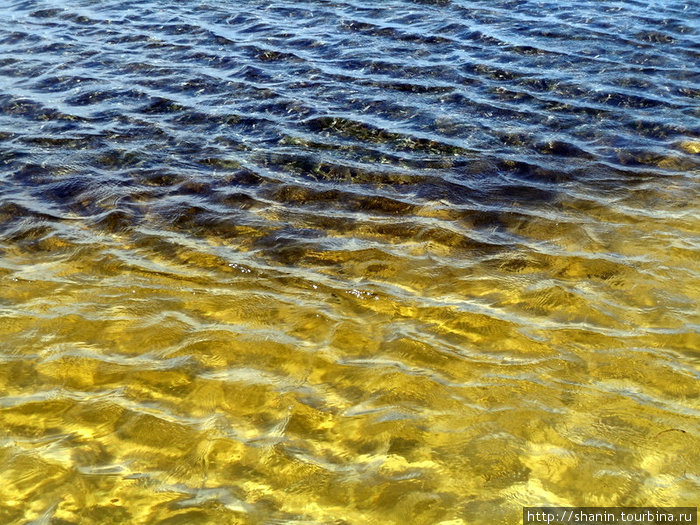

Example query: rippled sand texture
[1,0,699,524]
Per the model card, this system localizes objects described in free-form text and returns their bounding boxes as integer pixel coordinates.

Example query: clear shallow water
[0,0,698,523]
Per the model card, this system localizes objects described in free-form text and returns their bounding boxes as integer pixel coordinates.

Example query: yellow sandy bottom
[0,180,698,524]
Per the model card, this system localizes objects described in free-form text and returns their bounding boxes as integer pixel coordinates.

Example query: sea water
[0,1,698,523]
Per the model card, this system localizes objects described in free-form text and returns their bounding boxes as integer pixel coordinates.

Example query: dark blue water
[1,1,698,524]
[2,0,698,231]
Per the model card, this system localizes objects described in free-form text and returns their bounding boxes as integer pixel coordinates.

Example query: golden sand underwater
[1,148,698,523]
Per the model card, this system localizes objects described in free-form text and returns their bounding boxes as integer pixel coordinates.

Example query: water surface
[0,0,698,523]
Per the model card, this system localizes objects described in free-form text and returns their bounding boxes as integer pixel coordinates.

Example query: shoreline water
[1,0,698,523]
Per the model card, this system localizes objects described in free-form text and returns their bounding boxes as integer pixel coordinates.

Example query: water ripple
[1,0,698,523]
